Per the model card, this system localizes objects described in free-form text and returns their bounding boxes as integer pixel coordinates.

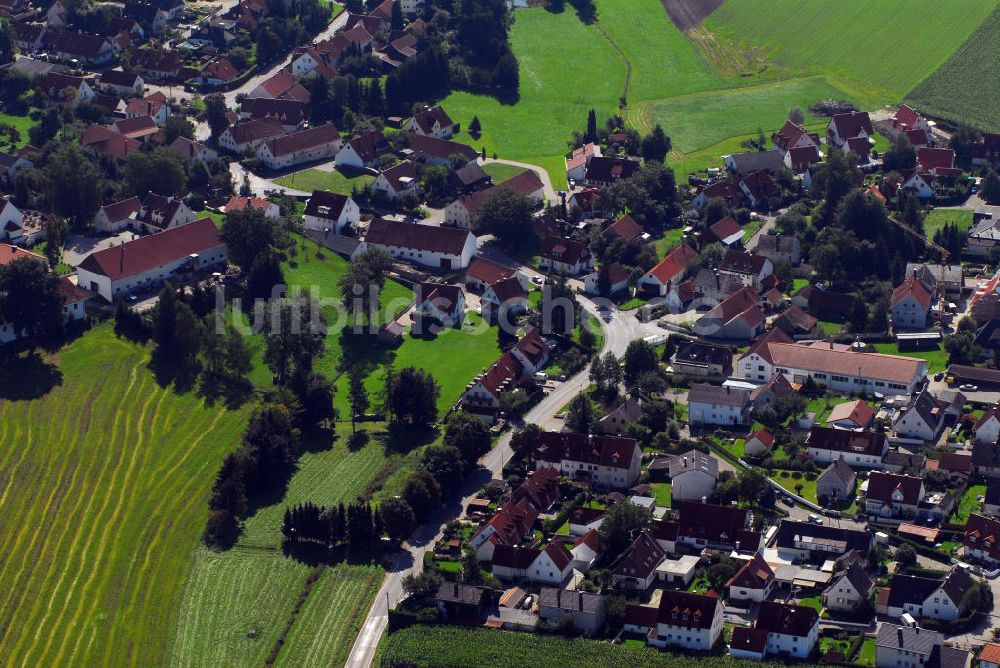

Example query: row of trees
[281,501,386,547]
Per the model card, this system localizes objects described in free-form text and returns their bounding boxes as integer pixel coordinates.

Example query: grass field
[0,326,251,667]
[170,421,392,666]
[907,4,1000,132]
[273,167,374,195]
[923,208,974,238]
[952,484,985,523]
[871,342,949,373]
[482,162,528,183]
[703,0,1000,100]
[0,111,36,149]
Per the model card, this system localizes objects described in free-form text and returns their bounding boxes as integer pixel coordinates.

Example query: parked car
[959,383,979,392]
[808,514,822,524]
[933,372,944,381]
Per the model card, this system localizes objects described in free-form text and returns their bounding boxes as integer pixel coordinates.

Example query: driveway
[64,231,140,268]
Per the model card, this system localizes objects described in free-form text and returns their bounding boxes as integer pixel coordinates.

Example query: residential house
[444,171,545,229]
[372,160,420,201]
[671,341,733,378]
[256,123,342,170]
[81,124,142,160]
[434,582,486,621]
[568,507,605,537]
[725,150,784,176]
[43,31,116,67]
[688,383,751,427]
[656,555,700,588]
[407,134,477,168]
[638,243,698,298]
[335,130,392,170]
[98,70,144,96]
[826,400,874,431]
[134,193,195,234]
[816,457,857,504]
[737,170,780,208]
[538,588,605,634]
[827,111,873,149]
[894,389,947,442]
[691,179,743,209]
[744,428,774,457]
[218,117,285,155]
[123,2,169,34]
[891,276,933,330]
[756,234,802,265]
[890,104,933,145]
[597,396,642,436]
[469,498,538,561]
[112,116,161,145]
[450,161,490,193]
[535,432,641,489]
[491,545,540,581]
[984,481,1000,517]
[974,134,1000,167]
[125,93,170,124]
[774,519,871,563]
[247,69,310,102]
[570,529,603,573]
[701,216,744,247]
[602,214,645,243]
[302,191,360,234]
[625,589,724,652]
[730,601,819,660]
[905,262,963,300]
[538,236,593,276]
[527,543,574,586]
[785,145,821,173]
[225,196,279,219]
[610,530,667,591]
[404,106,455,139]
[364,219,476,270]
[975,405,1000,444]
[39,72,95,104]
[668,449,719,502]
[76,218,225,301]
[772,120,821,154]
[480,276,528,322]
[874,624,970,668]
[240,97,306,132]
[719,250,773,290]
[582,261,630,297]
[739,340,927,395]
[581,156,640,187]
[464,256,522,292]
[726,553,775,603]
[693,287,765,340]
[964,513,1000,567]
[413,282,465,328]
[792,284,858,323]
[773,305,819,339]
[565,142,601,182]
[0,151,33,187]
[127,49,183,80]
[191,58,240,85]
[981,643,1000,668]
[659,502,760,553]
[805,426,888,468]
[461,328,550,422]
[822,561,874,614]
[46,0,67,26]
[865,471,924,519]
[884,567,975,621]
[93,196,141,233]
[973,441,1000,477]
[168,137,218,165]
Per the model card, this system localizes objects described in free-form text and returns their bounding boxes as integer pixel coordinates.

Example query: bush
[791,471,802,480]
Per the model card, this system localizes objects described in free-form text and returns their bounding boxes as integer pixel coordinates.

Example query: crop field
[703,0,1000,100]
[170,421,391,666]
[0,326,250,667]
[907,5,1000,133]
[381,626,825,668]
[645,77,846,154]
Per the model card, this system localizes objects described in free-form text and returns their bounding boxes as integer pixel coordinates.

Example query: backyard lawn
[653,228,685,257]
[772,470,818,503]
[650,482,671,507]
[923,208,974,237]
[273,167,374,195]
[858,638,877,665]
[482,162,528,183]
[952,484,985,523]
[0,111,37,148]
[870,342,949,373]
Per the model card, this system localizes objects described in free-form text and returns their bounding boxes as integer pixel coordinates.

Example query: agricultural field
[907,5,1000,133]
[380,626,826,668]
[0,326,251,667]
[170,421,392,666]
[702,0,1000,101]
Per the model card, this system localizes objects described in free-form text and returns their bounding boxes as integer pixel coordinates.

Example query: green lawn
[792,278,811,293]
[646,79,849,154]
[481,162,528,183]
[858,637,877,665]
[952,484,986,523]
[772,470,818,503]
[907,4,1000,132]
[0,111,37,149]
[650,482,671,507]
[196,209,227,229]
[871,342,949,373]
[653,228,685,257]
[0,326,251,667]
[798,595,823,613]
[704,0,1000,100]
[273,167,374,195]
[923,208,974,238]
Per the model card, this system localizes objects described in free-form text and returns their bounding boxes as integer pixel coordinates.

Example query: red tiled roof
[727,552,774,589]
[602,214,643,241]
[410,106,453,135]
[749,428,774,446]
[466,256,515,284]
[77,218,222,280]
[866,471,922,505]
[365,218,473,255]
[537,432,638,470]
[99,196,141,223]
[226,117,285,145]
[491,544,539,570]
[539,236,588,266]
[0,243,45,266]
[262,123,340,158]
[918,147,956,172]
[543,542,573,571]
[964,513,1000,561]
[646,243,697,284]
[755,601,818,637]
[225,196,272,213]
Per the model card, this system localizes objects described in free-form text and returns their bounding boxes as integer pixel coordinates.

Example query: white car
[959,384,979,392]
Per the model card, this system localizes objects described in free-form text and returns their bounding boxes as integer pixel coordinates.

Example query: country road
[344,299,657,667]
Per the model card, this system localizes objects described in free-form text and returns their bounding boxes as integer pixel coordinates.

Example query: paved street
[345,300,656,667]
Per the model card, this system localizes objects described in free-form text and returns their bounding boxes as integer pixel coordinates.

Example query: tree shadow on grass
[0,353,63,400]
[280,539,387,567]
[300,425,337,454]
[375,423,439,456]
[148,350,199,394]
[197,376,255,410]
[543,0,597,24]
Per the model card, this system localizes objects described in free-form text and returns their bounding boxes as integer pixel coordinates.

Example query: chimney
[120,239,125,273]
